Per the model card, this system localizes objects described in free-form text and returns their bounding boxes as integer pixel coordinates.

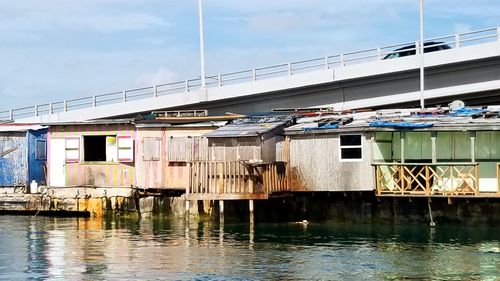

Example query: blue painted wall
[0,129,47,187]
[27,129,47,185]
[0,132,28,186]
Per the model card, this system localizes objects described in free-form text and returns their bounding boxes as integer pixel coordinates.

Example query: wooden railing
[188,161,289,200]
[374,163,479,196]
[262,162,289,193]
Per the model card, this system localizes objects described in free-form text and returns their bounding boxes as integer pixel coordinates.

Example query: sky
[0,0,499,109]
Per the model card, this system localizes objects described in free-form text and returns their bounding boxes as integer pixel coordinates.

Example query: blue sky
[1,0,499,109]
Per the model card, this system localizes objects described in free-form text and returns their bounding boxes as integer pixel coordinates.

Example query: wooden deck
[187,161,289,200]
[374,162,500,197]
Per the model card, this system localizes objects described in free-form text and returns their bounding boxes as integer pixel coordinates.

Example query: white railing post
[49,103,53,114]
[324,56,329,69]
[34,105,38,117]
[416,41,421,54]
[122,90,127,102]
[63,100,68,112]
[497,27,500,41]
[252,69,256,81]
[9,110,13,120]
[455,34,460,48]
[153,85,158,97]
[185,80,189,92]
[92,96,97,107]
[287,63,292,76]
[376,48,381,60]
[218,74,222,87]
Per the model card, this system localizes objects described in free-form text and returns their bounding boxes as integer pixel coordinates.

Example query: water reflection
[0,216,498,280]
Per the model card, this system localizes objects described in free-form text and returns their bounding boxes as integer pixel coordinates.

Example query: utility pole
[419,0,425,109]
[198,0,207,87]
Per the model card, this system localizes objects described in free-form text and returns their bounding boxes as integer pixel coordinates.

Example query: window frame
[35,139,47,160]
[65,137,80,163]
[338,134,363,162]
[117,135,134,162]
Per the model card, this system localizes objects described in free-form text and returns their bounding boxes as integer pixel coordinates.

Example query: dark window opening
[340,134,363,161]
[341,148,362,159]
[340,135,361,146]
[36,140,46,160]
[84,136,107,161]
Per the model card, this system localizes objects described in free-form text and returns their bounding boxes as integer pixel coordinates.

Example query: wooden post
[219,200,224,224]
[400,132,405,164]
[431,132,437,164]
[425,166,430,196]
[185,200,190,220]
[249,200,254,225]
[470,132,476,163]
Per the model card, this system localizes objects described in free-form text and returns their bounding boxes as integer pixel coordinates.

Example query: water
[0,216,498,280]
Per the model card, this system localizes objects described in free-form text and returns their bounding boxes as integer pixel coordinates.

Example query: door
[49,138,66,187]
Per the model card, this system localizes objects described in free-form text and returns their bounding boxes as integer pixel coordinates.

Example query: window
[117,136,134,162]
[168,136,208,162]
[78,135,134,162]
[65,138,80,162]
[143,137,161,161]
[36,140,46,160]
[339,134,362,161]
[83,136,108,161]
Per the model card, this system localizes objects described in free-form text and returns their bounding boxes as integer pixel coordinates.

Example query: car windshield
[383,42,451,59]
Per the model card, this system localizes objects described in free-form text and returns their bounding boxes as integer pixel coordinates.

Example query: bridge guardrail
[2,27,499,121]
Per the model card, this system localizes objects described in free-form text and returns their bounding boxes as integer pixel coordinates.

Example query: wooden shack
[0,124,47,192]
[46,120,135,188]
[134,113,234,191]
[285,108,500,197]
[187,115,294,200]
[285,118,374,192]
[372,120,500,196]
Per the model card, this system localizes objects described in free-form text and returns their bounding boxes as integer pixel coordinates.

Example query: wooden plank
[231,161,235,194]
[186,193,269,201]
[188,163,192,195]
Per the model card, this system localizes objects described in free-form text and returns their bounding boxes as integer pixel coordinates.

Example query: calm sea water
[0,215,498,281]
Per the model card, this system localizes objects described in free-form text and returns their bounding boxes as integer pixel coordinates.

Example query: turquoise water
[0,216,498,280]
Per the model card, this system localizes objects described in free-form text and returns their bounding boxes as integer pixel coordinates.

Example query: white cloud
[134,68,181,87]
[453,23,472,34]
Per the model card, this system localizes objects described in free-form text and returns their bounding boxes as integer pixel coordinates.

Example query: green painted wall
[404,132,432,160]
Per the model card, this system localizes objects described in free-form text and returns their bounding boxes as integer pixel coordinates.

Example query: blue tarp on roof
[304,123,339,131]
[369,121,433,128]
[449,107,487,117]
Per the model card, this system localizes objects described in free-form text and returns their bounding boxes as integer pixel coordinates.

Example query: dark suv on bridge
[383,41,451,59]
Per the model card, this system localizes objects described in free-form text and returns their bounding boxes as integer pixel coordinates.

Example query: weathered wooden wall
[0,132,28,187]
[49,124,135,187]
[208,135,278,162]
[136,127,213,189]
[288,133,374,191]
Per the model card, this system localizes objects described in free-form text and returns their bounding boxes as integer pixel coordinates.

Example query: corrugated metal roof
[285,106,500,135]
[204,122,285,137]
[41,119,134,126]
[204,115,294,138]
[0,124,47,132]
[135,121,227,128]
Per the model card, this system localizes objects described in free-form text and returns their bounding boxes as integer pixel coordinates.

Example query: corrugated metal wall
[0,132,28,187]
[288,133,374,192]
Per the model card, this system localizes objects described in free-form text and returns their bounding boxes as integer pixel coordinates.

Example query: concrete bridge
[5,27,500,123]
